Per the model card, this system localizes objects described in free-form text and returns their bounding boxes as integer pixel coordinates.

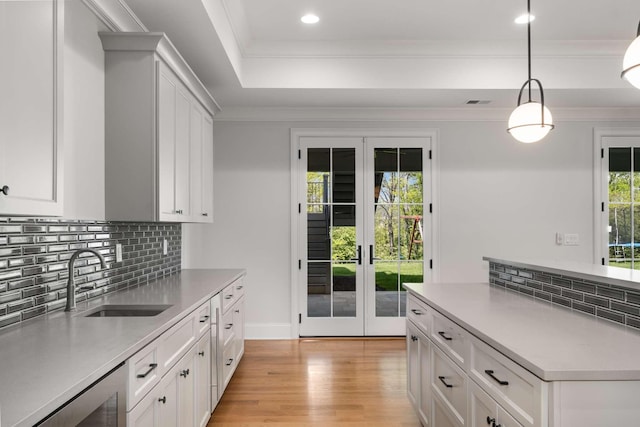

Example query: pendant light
[507,0,554,143]
[622,21,640,89]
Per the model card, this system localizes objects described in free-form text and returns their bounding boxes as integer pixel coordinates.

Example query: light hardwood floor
[208,338,421,427]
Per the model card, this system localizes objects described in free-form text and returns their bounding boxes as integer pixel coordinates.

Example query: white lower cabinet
[195,334,211,427]
[469,381,522,427]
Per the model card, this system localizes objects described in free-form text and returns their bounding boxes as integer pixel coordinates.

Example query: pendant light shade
[508,101,553,143]
[622,22,640,89]
[508,0,553,143]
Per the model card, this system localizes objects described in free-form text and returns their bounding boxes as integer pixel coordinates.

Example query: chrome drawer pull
[410,309,422,315]
[136,363,158,379]
[438,331,453,341]
[438,376,453,388]
[199,315,210,323]
[485,369,509,386]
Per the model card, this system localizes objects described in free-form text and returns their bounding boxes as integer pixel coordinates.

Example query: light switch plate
[163,239,168,255]
[115,243,123,262]
[555,232,564,245]
[565,233,580,246]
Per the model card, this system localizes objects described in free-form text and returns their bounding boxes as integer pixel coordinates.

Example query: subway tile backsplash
[0,218,181,329]
[489,261,640,330]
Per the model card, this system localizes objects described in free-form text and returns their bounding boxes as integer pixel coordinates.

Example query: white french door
[297,135,431,336]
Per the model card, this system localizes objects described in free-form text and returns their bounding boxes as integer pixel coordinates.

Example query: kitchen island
[0,268,245,427]
[404,258,640,427]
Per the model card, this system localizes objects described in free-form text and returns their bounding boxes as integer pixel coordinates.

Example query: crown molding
[82,0,146,32]
[214,106,640,122]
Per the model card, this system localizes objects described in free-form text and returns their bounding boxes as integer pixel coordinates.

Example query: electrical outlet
[555,232,564,245]
[163,239,168,256]
[565,233,580,246]
[115,243,123,263]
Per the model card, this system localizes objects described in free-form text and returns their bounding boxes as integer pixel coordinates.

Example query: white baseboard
[245,322,294,339]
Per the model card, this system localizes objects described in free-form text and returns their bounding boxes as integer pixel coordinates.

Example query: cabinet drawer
[431,309,469,369]
[222,309,235,347]
[470,337,543,427]
[158,308,198,374]
[408,295,430,333]
[196,301,211,337]
[432,345,467,426]
[233,278,245,300]
[126,340,160,411]
[222,343,236,390]
[222,284,236,313]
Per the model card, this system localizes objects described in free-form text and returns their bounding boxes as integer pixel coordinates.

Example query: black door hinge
[298,203,301,213]
[601,148,604,158]
[429,203,432,213]
[299,313,302,324]
[602,257,605,266]
[429,259,433,269]
[298,259,302,270]
[298,149,301,159]
[429,150,432,160]
[601,202,605,212]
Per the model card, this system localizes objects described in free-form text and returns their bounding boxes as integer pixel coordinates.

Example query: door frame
[594,127,640,266]
[290,128,440,337]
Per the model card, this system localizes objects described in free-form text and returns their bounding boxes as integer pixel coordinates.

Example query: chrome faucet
[65,249,107,312]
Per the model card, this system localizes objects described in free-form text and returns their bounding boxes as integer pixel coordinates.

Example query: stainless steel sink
[84,304,172,317]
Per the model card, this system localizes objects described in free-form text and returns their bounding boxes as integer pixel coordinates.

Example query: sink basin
[84,304,172,317]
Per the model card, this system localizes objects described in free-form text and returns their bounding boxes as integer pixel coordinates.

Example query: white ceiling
[125,0,640,116]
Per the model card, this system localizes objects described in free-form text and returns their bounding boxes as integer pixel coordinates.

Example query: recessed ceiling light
[515,13,535,24]
[301,14,320,24]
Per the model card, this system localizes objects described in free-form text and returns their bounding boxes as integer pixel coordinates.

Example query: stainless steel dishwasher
[210,292,222,410]
[36,362,126,426]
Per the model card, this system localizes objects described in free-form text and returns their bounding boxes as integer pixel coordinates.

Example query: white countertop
[404,282,640,382]
[484,256,640,292]
[0,268,245,427]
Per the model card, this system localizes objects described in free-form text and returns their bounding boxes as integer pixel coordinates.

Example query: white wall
[63,0,107,220]
[182,118,637,339]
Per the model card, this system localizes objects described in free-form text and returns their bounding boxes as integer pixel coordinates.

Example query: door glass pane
[333,148,355,203]
[634,205,640,270]
[400,207,424,261]
[609,147,633,268]
[375,204,399,260]
[400,148,423,204]
[333,262,356,317]
[375,261,399,317]
[609,148,631,203]
[308,262,331,317]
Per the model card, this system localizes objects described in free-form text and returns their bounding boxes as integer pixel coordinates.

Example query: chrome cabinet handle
[159,396,166,404]
[180,369,190,378]
[136,363,158,378]
[0,185,9,196]
[438,376,453,388]
[438,331,453,341]
[485,369,509,386]
[199,315,210,323]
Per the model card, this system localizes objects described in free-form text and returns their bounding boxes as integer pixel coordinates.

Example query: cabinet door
[174,87,191,219]
[157,64,177,219]
[195,334,211,427]
[0,0,62,216]
[158,371,179,427]
[406,322,420,409]
[128,387,160,427]
[418,331,431,425]
[233,297,245,362]
[202,114,214,220]
[469,381,497,427]
[189,102,204,221]
[178,351,196,427]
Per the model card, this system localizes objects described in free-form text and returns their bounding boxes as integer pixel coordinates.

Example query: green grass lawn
[332,262,423,291]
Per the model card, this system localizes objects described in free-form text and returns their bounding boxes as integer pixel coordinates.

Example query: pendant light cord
[527,0,532,102]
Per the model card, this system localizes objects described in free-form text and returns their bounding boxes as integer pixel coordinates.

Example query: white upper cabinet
[100,32,216,223]
[0,0,63,216]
